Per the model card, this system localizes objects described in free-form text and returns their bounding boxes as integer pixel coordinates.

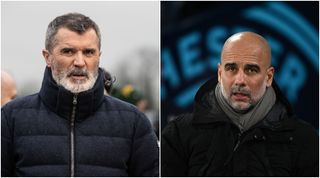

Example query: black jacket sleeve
[128,112,159,177]
[293,121,319,176]
[161,116,189,177]
[1,108,15,176]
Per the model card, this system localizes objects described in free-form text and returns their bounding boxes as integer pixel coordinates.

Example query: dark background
[161,1,319,130]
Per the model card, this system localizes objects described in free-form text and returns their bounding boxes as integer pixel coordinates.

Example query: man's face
[218,34,274,112]
[43,28,101,93]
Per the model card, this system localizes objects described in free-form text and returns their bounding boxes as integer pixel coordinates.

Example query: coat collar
[39,67,105,122]
[192,78,295,131]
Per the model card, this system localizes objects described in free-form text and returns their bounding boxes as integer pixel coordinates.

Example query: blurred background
[1,1,159,137]
[161,1,319,130]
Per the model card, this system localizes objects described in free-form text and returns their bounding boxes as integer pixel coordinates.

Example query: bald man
[1,71,17,106]
[161,32,318,176]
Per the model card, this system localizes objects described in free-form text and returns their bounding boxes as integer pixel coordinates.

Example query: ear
[42,49,52,67]
[266,67,274,87]
[218,63,222,83]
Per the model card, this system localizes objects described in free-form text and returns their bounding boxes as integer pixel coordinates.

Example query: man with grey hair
[2,13,159,177]
[161,32,318,176]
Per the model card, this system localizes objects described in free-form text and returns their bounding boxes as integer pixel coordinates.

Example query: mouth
[232,92,250,101]
[71,75,86,80]
[66,68,88,80]
[68,73,88,81]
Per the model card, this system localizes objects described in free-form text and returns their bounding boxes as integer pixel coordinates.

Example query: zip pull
[224,131,242,166]
[233,132,242,152]
[73,94,78,105]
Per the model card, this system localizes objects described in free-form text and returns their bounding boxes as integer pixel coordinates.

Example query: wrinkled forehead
[54,28,100,48]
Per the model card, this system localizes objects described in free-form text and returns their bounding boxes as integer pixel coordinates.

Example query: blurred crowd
[102,69,159,138]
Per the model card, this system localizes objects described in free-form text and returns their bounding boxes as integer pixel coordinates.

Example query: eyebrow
[60,47,97,51]
[224,62,237,68]
[83,48,96,51]
[245,64,260,71]
[60,47,74,51]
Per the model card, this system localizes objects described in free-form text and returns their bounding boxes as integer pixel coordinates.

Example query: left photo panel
[1,1,159,177]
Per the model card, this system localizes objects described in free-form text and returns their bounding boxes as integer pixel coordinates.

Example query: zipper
[224,130,243,166]
[233,132,242,152]
[70,94,78,177]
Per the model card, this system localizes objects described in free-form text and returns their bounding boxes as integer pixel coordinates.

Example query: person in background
[112,84,148,112]
[1,71,17,106]
[161,32,318,176]
[2,12,159,177]
[112,85,159,138]
[102,68,115,95]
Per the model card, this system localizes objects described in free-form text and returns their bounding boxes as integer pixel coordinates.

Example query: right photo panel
[161,1,319,177]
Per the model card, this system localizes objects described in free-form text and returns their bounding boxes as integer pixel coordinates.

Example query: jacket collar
[39,67,105,122]
[192,77,295,131]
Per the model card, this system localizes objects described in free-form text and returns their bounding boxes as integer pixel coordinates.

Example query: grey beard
[52,70,98,93]
[220,81,253,112]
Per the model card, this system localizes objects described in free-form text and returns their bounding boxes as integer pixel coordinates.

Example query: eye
[83,49,96,57]
[61,48,75,56]
[246,67,259,74]
[225,65,237,72]
[229,66,236,71]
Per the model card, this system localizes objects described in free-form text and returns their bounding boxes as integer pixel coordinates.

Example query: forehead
[221,40,268,67]
[54,28,99,48]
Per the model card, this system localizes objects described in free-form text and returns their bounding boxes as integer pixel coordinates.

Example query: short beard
[220,80,267,113]
[220,81,253,113]
[52,66,98,94]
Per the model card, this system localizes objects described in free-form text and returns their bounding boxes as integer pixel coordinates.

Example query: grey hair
[45,13,101,52]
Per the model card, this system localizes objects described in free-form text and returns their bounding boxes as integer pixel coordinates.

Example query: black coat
[161,78,318,177]
[2,67,159,177]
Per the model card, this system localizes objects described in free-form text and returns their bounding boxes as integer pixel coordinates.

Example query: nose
[234,70,246,86]
[73,52,85,68]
